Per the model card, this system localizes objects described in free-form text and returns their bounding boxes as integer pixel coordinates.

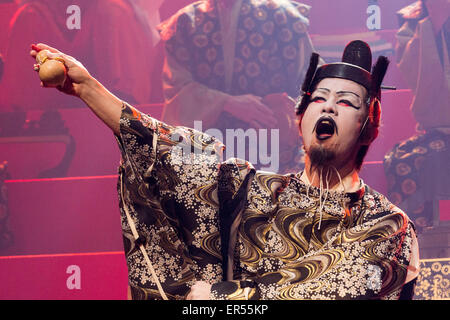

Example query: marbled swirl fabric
[213,170,415,299]
[116,103,415,300]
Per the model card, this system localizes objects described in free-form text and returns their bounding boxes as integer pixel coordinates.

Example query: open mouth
[314,117,337,140]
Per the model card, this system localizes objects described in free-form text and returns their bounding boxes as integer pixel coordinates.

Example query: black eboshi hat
[296,40,391,115]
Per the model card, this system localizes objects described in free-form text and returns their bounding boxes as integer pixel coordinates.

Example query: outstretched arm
[30,43,122,135]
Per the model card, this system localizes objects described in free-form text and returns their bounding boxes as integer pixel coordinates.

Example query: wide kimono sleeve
[115,102,226,300]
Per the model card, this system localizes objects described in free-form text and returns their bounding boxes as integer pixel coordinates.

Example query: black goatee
[309,145,336,170]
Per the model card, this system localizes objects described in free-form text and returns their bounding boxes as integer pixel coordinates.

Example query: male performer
[29,40,419,300]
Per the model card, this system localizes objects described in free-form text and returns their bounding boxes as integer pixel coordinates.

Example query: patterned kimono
[158,0,315,173]
[117,102,416,300]
[160,0,311,99]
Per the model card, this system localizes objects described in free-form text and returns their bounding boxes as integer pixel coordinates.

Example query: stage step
[0,251,128,300]
[1,175,123,256]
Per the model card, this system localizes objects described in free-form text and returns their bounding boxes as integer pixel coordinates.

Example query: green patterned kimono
[116,102,416,300]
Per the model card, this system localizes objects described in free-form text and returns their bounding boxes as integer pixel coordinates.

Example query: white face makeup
[300,77,368,169]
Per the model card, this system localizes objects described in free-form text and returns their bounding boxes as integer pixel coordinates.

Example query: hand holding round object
[34,49,67,87]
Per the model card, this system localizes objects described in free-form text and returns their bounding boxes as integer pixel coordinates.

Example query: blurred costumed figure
[384,0,450,232]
